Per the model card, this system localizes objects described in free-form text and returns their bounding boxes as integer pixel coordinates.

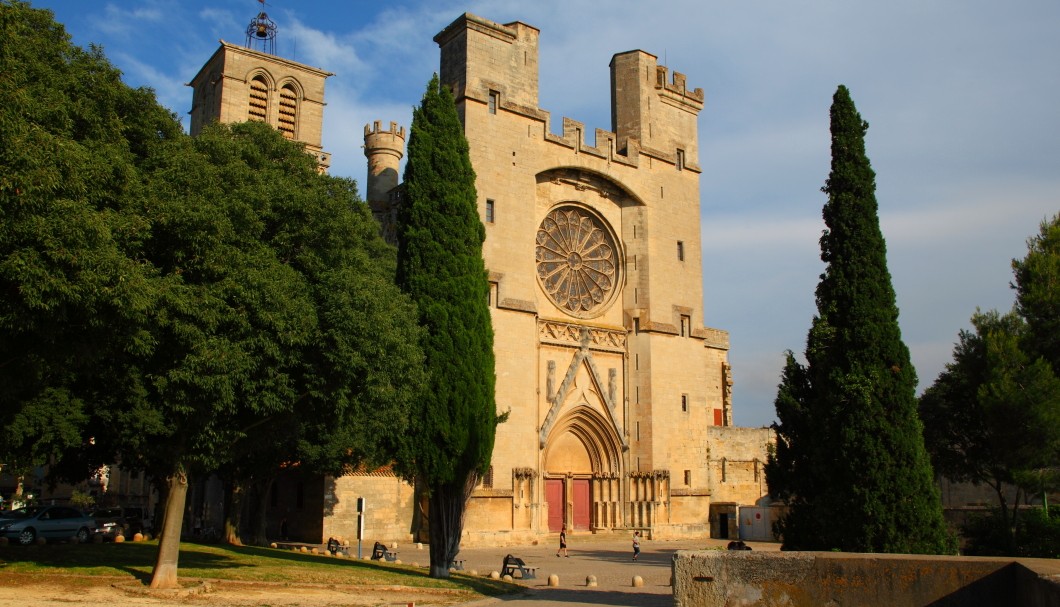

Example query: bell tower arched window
[278,84,298,139]
[248,76,268,123]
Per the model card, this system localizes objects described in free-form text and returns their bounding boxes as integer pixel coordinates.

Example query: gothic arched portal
[542,405,624,532]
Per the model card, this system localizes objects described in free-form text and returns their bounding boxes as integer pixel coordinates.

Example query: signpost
[356,497,365,559]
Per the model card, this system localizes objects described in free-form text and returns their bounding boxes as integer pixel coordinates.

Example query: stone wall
[672,550,1060,607]
[706,426,774,506]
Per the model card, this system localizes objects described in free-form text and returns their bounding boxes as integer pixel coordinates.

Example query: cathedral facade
[188,11,772,546]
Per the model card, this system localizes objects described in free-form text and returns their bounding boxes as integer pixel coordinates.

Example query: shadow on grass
[0,541,519,596]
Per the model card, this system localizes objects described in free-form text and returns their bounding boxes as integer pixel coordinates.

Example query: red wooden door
[546,479,564,532]
[572,479,590,530]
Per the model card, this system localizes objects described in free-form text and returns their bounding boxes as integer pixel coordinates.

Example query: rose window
[536,207,618,316]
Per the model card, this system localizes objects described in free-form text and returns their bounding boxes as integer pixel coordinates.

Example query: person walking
[556,526,569,557]
[632,530,641,561]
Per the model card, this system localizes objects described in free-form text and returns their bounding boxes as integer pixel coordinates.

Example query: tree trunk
[426,473,477,579]
[223,479,245,546]
[150,469,189,589]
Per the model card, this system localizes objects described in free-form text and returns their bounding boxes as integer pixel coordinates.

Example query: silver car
[0,505,96,545]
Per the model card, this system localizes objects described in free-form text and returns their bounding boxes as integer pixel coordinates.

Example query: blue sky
[35,0,1060,428]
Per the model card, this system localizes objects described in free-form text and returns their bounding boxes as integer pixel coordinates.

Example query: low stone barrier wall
[672,550,1060,607]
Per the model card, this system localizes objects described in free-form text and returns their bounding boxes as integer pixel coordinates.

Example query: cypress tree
[767,85,953,554]
[396,75,497,578]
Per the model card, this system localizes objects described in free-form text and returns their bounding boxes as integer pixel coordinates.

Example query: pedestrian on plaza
[556,525,569,557]
[632,530,641,561]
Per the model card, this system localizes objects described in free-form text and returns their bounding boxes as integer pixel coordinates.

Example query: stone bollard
[114,535,125,544]
[299,546,308,553]
[585,575,597,587]
[270,542,278,548]
[417,542,423,550]
[133,533,144,542]
[632,575,644,588]
[394,559,402,565]
[502,574,514,582]
[490,571,500,580]
[547,574,559,587]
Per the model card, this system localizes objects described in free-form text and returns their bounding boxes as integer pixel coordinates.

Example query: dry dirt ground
[0,574,474,607]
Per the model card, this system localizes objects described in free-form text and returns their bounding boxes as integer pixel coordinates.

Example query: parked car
[89,506,147,540]
[0,505,96,545]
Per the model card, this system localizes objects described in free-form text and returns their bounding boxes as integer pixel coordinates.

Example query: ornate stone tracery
[536,206,619,317]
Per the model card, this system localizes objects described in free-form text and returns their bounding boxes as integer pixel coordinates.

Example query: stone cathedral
[188,10,773,545]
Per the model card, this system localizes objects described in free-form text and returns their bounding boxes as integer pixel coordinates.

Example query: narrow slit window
[488,282,498,307]
[676,148,685,171]
[681,315,691,337]
[488,90,498,115]
[677,240,685,261]
[485,199,495,223]
[681,393,688,412]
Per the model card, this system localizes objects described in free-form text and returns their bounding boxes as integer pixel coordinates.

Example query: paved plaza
[379,535,781,607]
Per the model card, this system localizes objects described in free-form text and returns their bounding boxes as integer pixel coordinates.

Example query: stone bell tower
[186,3,332,170]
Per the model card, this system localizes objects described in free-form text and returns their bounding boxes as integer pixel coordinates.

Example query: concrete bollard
[585,575,597,587]
[632,575,644,587]
[502,574,514,582]
[490,571,500,579]
[417,542,423,550]
[548,574,559,587]
[469,569,478,576]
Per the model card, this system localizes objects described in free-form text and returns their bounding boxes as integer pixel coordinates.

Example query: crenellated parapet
[654,66,705,111]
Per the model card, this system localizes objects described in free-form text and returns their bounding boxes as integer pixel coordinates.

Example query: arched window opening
[248,76,268,123]
[278,84,298,139]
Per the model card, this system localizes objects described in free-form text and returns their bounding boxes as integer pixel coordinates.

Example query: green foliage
[1013,213,1060,374]
[921,216,1060,552]
[920,310,1060,545]
[0,0,181,476]
[110,120,424,482]
[962,507,1060,558]
[767,85,953,554]
[396,75,497,577]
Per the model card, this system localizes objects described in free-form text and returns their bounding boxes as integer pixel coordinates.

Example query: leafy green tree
[395,75,498,578]
[1013,213,1060,374]
[124,121,423,586]
[0,0,180,498]
[766,85,953,554]
[921,311,1060,537]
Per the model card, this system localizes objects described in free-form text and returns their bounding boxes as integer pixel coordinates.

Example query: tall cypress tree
[396,75,497,578]
[766,85,953,554]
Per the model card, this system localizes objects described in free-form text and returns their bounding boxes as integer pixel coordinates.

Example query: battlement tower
[363,121,406,243]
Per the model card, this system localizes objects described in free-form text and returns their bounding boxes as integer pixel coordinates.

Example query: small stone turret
[363,121,406,244]
[363,121,406,204]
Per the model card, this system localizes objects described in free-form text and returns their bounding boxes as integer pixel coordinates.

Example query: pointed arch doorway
[543,406,624,532]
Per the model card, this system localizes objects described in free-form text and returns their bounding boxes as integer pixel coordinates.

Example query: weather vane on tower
[245,0,277,55]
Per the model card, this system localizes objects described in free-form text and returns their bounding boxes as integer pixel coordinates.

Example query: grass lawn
[0,539,516,596]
